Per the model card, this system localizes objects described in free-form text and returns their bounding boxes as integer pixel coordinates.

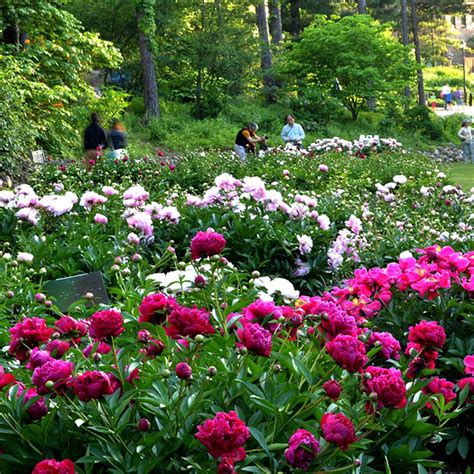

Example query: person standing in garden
[234,123,266,160]
[281,114,305,147]
[458,119,474,163]
[441,84,452,111]
[107,118,128,160]
[83,112,107,167]
[455,88,463,108]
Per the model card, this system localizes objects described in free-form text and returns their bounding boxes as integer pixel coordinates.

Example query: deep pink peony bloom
[88,309,124,340]
[26,348,52,370]
[285,429,320,470]
[143,339,165,357]
[190,229,226,260]
[46,340,70,358]
[32,359,74,395]
[325,334,368,372]
[242,299,277,325]
[367,331,401,360]
[422,377,456,408]
[464,355,474,375]
[32,458,75,474]
[458,377,474,403]
[323,380,341,401]
[321,412,356,450]
[9,317,53,361]
[236,322,272,357]
[175,362,192,379]
[165,305,215,339]
[363,366,407,410]
[408,320,446,349]
[71,370,117,402]
[196,410,250,461]
[0,365,15,390]
[19,387,48,420]
[138,293,177,324]
[83,341,112,358]
[217,457,236,474]
[54,315,87,343]
[137,417,151,431]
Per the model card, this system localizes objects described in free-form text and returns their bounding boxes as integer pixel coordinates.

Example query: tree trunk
[357,0,367,14]
[256,1,275,102]
[268,0,283,45]
[401,0,411,107]
[2,7,20,51]
[289,0,301,37]
[410,0,426,106]
[136,5,160,121]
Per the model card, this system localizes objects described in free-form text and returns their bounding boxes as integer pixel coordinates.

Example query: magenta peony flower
[138,293,177,324]
[175,362,192,379]
[0,365,15,390]
[190,229,226,260]
[321,412,356,450]
[32,359,74,395]
[408,320,446,349]
[88,309,124,340]
[196,410,250,461]
[458,377,474,404]
[54,315,87,342]
[363,366,407,410]
[285,429,320,470]
[9,317,53,361]
[325,334,368,372]
[323,380,341,401]
[367,331,401,360]
[32,458,75,474]
[137,418,151,432]
[165,305,215,339]
[83,341,112,358]
[423,377,456,408]
[217,457,236,474]
[242,299,276,326]
[71,370,117,402]
[46,340,70,358]
[25,348,51,370]
[19,387,48,420]
[236,322,272,357]
[464,355,474,375]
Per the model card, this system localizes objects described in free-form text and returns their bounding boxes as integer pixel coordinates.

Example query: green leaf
[249,426,271,458]
[458,436,469,460]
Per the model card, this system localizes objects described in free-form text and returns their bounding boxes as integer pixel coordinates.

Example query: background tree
[256,1,276,102]
[283,15,415,119]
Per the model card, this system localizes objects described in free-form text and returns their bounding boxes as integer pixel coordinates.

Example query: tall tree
[135,0,160,120]
[401,0,411,106]
[256,1,275,102]
[268,0,283,45]
[411,0,426,105]
[289,0,301,36]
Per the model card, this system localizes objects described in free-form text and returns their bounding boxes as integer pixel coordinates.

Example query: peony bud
[194,334,205,343]
[323,380,341,401]
[45,380,55,389]
[85,292,94,300]
[175,362,192,380]
[35,293,46,303]
[137,330,151,343]
[111,264,120,272]
[45,300,52,308]
[273,364,282,373]
[137,417,151,431]
[251,271,261,278]
[132,253,142,263]
[208,366,217,377]
[122,268,131,277]
[162,369,171,378]
[6,291,14,298]
[114,256,123,265]
[93,353,102,362]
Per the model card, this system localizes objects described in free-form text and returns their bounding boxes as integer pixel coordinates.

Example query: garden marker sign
[31,149,45,164]
[44,271,109,312]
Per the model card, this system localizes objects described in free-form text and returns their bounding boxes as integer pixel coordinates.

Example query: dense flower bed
[0,149,473,472]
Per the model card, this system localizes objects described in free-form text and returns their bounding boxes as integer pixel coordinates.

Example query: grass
[448,162,474,190]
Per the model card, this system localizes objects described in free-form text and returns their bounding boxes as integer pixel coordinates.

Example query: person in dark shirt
[107,119,128,159]
[83,112,107,168]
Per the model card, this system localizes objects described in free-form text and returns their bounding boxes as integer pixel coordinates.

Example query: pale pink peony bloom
[79,192,107,210]
[94,213,108,225]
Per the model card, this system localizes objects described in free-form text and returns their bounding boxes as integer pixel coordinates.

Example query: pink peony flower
[285,429,320,470]
[363,366,407,410]
[325,334,368,372]
[32,459,75,474]
[196,411,250,461]
[321,412,356,450]
[236,322,272,356]
[190,229,226,260]
[138,293,177,324]
[323,380,341,401]
[54,316,87,343]
[25,348,52,370]
[0,365,16,390]
[46,340,70,358]
[18,387,48,420]
[319,164,329,173]
[217,458,236,474]
[408,320,446,349]
[94,213,108,224]
[88,309,124,340]
[175,362,192,379]
[367,331,401,360]
[79,191,107,210]
[9,317,53,361]
[458,377,474,403]
[422,377,456,408]
[71,370,117,402]
[464,355,474,375]
[32,359,74,395]
[165,305,215,339]
[83,341,112,358]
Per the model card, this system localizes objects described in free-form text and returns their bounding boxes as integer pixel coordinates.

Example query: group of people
[83,112,128,166]
[439,84,464,110]
[234,114,305,160]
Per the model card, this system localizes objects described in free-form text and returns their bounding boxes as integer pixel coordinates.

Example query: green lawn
[448,163,474,190]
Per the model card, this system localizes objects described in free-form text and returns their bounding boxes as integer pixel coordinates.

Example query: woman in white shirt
[458,119,474,163]
[281,114,305,146]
